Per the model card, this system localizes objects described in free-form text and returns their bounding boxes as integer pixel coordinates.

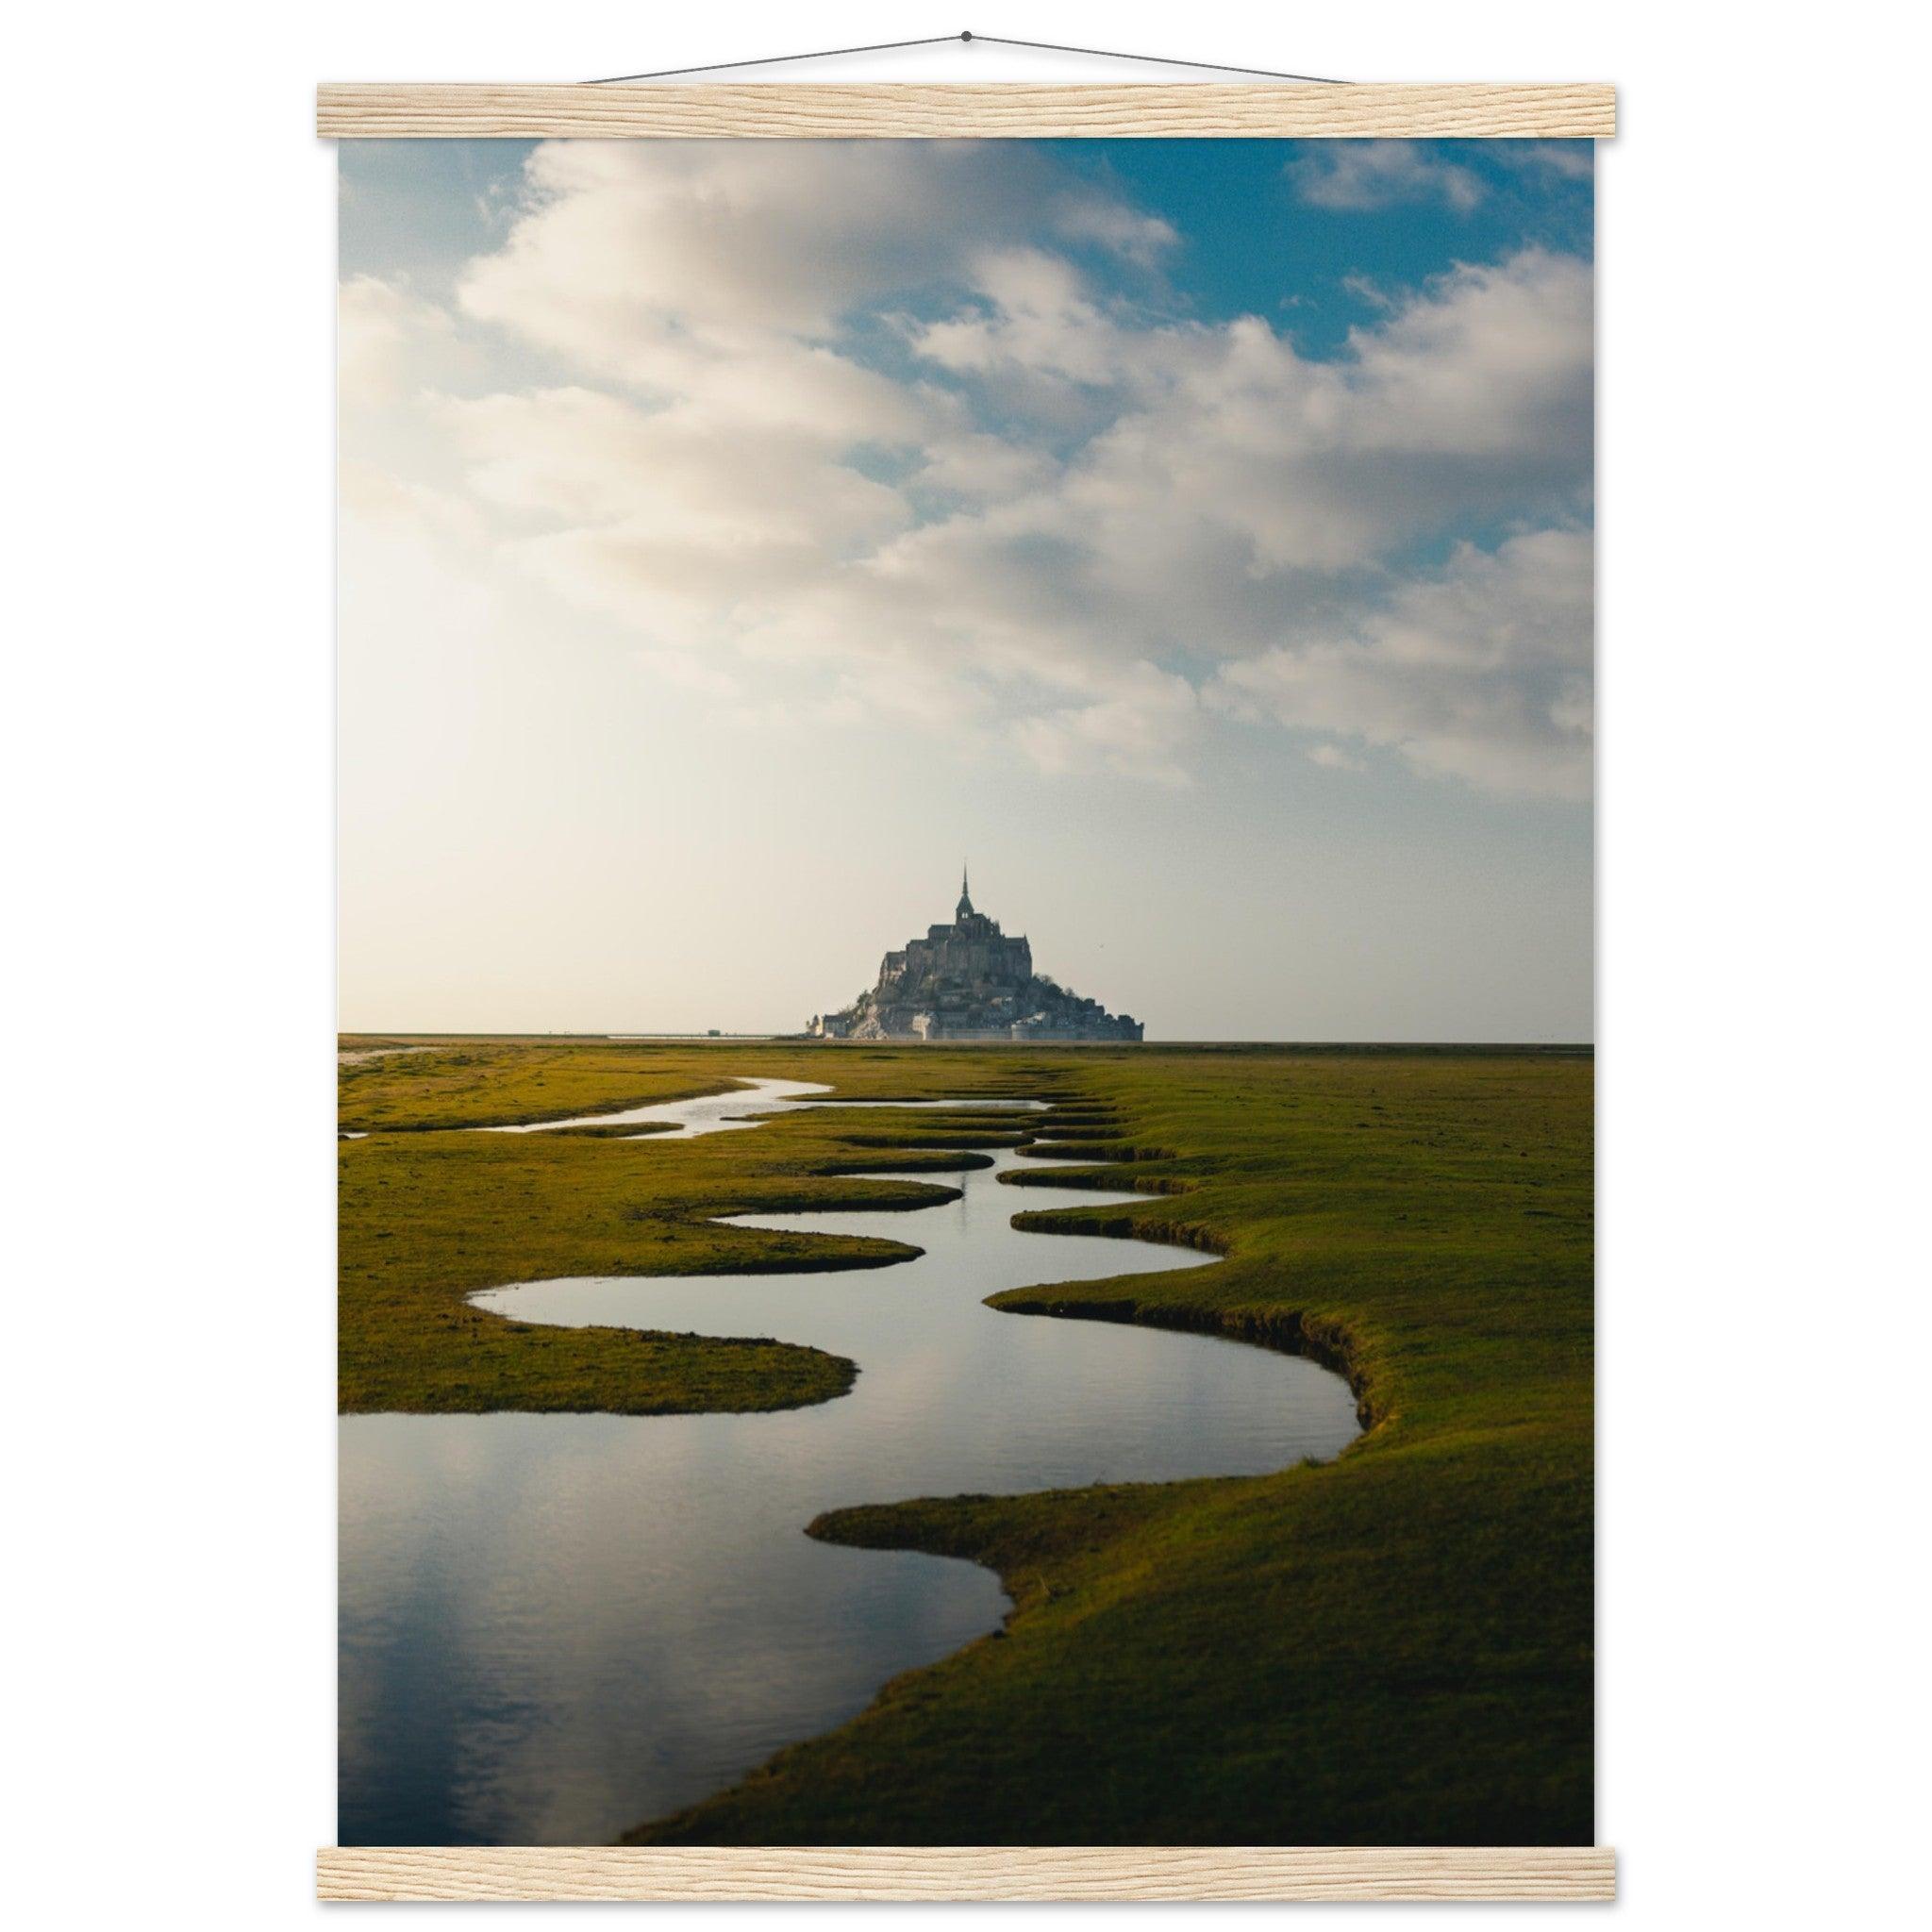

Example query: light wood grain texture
[316,82,1615,142]
[315,1844,1617,1903]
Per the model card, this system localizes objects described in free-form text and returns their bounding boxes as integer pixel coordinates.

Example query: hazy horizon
[340,139,1592,1041]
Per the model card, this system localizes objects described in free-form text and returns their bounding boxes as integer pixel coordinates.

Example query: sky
[338,138,1593,1041]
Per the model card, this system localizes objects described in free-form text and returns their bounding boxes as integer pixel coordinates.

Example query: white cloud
[1289,142,1486,214]
[1013,665,1201,789]
[1501,142,1595,182]
[453,142,1165,428]
[1340,274,1396,311]
[439,385,908,556]
[1210,527,1594,798]
[1307,743,1362,772]
[339,144,1592,800]
[910,432,1055,502]
[913,248,1134,385]
[338,462,486,550]
[339,275,471,403]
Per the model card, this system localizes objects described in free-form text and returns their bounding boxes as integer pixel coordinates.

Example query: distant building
[808,868,1142,1042]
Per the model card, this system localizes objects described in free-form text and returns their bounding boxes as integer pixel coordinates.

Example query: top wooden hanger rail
[316,82,1617,141]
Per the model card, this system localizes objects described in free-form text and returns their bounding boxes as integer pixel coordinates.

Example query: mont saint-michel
[807,871,1143,1042]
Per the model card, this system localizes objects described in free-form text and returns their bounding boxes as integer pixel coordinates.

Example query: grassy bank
[338,1039,1047,1414]
[341,1038,1592,1842]
[338,1039,742,1132]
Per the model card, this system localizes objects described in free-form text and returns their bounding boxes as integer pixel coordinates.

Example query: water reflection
[339,1112,1362,1846]
[484,1075,828,1138]
[483,1075,1042,1140]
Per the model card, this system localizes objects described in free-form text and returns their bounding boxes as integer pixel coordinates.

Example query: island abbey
[808,870,1143,1043]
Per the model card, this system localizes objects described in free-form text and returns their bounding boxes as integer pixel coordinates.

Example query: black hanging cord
[584,30,1347,87]
[585,35,961,85]
[961,33,1344,84]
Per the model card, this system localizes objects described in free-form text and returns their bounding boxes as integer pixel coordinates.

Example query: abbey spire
[957,861,974,922]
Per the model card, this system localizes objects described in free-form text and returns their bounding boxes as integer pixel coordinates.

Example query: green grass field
[339,1041,1044,1413]
[340,1036,1592,1844]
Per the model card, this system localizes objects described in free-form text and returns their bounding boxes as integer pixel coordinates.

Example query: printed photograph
[337,135,1594,1848]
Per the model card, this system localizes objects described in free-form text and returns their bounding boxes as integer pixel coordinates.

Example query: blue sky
[342,137,1592,340]
[338,140,1593,1039]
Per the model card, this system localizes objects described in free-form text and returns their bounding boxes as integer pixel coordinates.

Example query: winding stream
[338,1080,1362,1845]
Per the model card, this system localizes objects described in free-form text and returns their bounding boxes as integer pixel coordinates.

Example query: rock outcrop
[808,871,1142,1042]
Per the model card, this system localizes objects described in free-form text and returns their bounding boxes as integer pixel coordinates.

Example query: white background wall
[8,5,1925,1924]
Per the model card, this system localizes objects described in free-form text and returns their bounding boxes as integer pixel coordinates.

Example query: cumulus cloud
[339,275,471,403]
[1289,142,1486,213]
[1013,666,1202,789]
[339,142,1593,799]
[454,142,1166,424]
[1211,528,1594,797]
[1500,142,1595,183]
